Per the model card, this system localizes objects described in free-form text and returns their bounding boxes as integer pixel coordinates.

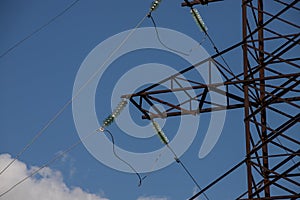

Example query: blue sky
[0,0,255,200]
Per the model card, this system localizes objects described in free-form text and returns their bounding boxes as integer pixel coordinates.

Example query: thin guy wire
[104,129,142,186]
[0,14,148,176]
[205,30,246,93]
[151,118,210,199]
[0,0,80,59]
[189,157,247,200]
[165,143,210,200]
[0,129,98,198]
[189,7,245,92]
[141,147,168,181]
[188,6,262,104]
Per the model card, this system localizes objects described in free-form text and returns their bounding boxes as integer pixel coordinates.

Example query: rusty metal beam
[181,0,223,7]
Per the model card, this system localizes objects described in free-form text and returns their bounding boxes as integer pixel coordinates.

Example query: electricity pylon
[122,0,300,199]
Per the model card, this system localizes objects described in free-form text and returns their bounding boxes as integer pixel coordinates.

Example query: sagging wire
[98,98,143,186]
[102,129,143,187]
[151,119,210,200]
[148,1,207,57]
[149,15,190,56]
[149,15,207,56]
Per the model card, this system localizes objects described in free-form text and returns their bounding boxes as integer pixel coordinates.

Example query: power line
[0,127,145,198]
[0,13,148,177]
[0,101,69,176]
[188,4,266,112]
[189,124,300,200]
[168,144,210,200]
[188,5,246,94]
[141,147,168,182]
[149,15,189,56]
[104,129,142,186]
[151,120,210,200]
[0,0,81,59]
[149,14,207,56]
[189,158,247,200]
[0,129,98,198]
[175,157,210,200]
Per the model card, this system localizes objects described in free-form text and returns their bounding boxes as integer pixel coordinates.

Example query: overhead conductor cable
[0,9,148,177]
[0,99,132,198]
[189,5,246,96]
[0,129,98,198]
[0,0,80,58]
[97,99,143,186]
[151,120,210,200]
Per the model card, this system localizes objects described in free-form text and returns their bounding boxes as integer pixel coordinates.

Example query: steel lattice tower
[122,0,300,199]
[239,0,299,199]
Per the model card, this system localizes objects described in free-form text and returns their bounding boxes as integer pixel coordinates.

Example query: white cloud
[55,151,77,178]
[0,154,108,200]
[137,196,169,200]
